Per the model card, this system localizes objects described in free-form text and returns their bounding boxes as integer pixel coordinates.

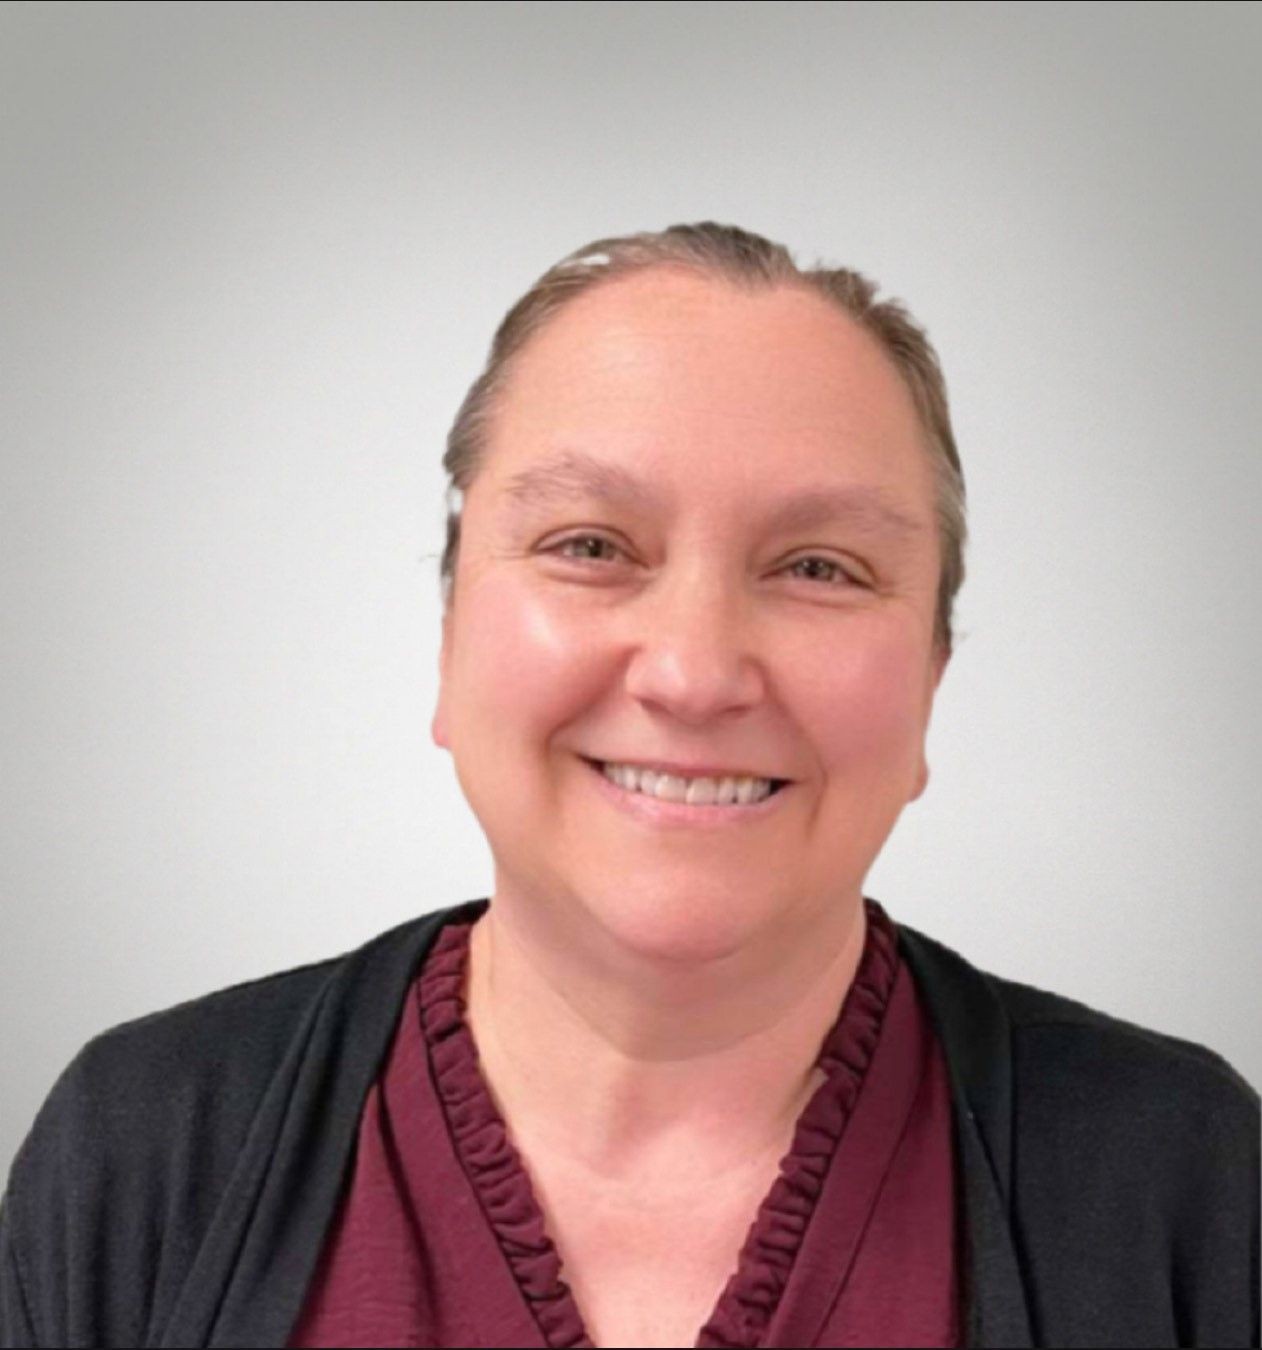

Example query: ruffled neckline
[417,898,901,1349]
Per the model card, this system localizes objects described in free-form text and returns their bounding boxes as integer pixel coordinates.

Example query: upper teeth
[600,762,777,805]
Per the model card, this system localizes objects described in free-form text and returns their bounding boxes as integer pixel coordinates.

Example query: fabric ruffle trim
[417,898,900,1350]
[696,897,899,1347]
[418,923,594,1349]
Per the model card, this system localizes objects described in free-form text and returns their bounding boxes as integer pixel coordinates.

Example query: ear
[431,607,454,752]
[909,646,951,803]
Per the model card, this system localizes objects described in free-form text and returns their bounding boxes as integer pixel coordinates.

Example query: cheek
[448,579,610,750]
[789,621,929,769]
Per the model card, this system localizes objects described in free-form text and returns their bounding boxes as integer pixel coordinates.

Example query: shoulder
[992,969,1259,1130]
[0,949,340,1345]
[1,904,470,1346]
[898,924,1258,1341]
[76,945,344,1094]
[901,920,1257,1117]
[0,906,466,1348]
[84,948,341,1077]
[6,949,346,1210]
[5,903,463,1208]
[982,967,1257,1341]
[899,920,1258,1169]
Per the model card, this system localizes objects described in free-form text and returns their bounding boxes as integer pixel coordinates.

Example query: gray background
[3,0,1260,1180]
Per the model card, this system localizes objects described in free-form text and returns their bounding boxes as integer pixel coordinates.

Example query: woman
[1,223,1256,1349]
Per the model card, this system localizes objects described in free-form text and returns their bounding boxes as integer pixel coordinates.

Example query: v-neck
[417,900,909,1348]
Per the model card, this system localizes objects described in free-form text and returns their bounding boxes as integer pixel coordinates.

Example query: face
[433,269,949,963]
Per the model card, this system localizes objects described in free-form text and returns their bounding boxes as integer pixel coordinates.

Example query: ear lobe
[432,674,452,751]
[910,649,947,803]
[432,611,453,751]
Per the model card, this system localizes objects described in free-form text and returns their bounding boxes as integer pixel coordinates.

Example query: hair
[440,221,967,657]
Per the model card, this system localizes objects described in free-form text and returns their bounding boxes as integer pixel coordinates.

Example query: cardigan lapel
[897,924,1036,1349]
[159,903,473,1349]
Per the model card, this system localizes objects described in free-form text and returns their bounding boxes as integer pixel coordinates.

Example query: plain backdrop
[3,0,1260,1180]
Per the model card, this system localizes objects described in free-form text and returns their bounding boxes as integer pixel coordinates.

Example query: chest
[526,1163,782,1348]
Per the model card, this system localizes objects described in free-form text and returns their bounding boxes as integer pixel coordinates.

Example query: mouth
[579,756,792,808]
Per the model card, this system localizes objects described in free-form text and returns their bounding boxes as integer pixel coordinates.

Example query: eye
[544,533,627,564]
[783,555,863,587]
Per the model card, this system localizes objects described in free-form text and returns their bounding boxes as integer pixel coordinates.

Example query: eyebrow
[499,449,927,539]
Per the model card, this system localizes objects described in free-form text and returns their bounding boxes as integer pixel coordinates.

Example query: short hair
[440,221,967,657]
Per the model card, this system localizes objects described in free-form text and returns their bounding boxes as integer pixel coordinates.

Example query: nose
[622,567,766,725]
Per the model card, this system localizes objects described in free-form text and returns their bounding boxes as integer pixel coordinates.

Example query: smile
[580,756,792,822]
[599,760,787,805]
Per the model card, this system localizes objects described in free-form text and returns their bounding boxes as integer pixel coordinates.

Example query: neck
[465,889,868,1191]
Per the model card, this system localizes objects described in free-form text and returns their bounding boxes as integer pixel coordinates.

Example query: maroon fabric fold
[420,919,590,1349]
[288,899,960,1349]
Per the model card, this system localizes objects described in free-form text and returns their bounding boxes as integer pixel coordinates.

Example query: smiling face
[433,267,949,963]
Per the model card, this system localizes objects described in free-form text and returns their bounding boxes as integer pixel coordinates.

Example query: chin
[576,873,788,966]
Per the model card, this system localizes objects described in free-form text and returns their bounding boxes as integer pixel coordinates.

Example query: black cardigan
[1,899,1257,1349]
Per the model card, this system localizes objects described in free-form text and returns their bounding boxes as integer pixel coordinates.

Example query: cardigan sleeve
[1007,1012,1260,1348]
[0,1047,90,1350]
[0,1035,169,1350]
[1167,1060,1261,1349]
[0,1197,39,1350]
[0,955,349,1350]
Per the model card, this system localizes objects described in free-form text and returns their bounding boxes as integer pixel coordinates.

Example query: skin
[431,266,949,1340]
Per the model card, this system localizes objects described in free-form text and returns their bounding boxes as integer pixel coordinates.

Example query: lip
[580,755,793,828]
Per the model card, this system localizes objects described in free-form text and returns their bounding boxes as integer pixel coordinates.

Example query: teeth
[685,778,717,805]
[600,762,776,806]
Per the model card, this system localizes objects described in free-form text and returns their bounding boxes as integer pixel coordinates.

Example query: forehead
[485,268,934,506]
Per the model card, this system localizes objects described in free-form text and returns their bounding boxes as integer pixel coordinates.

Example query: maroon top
[289,900,961,1348]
